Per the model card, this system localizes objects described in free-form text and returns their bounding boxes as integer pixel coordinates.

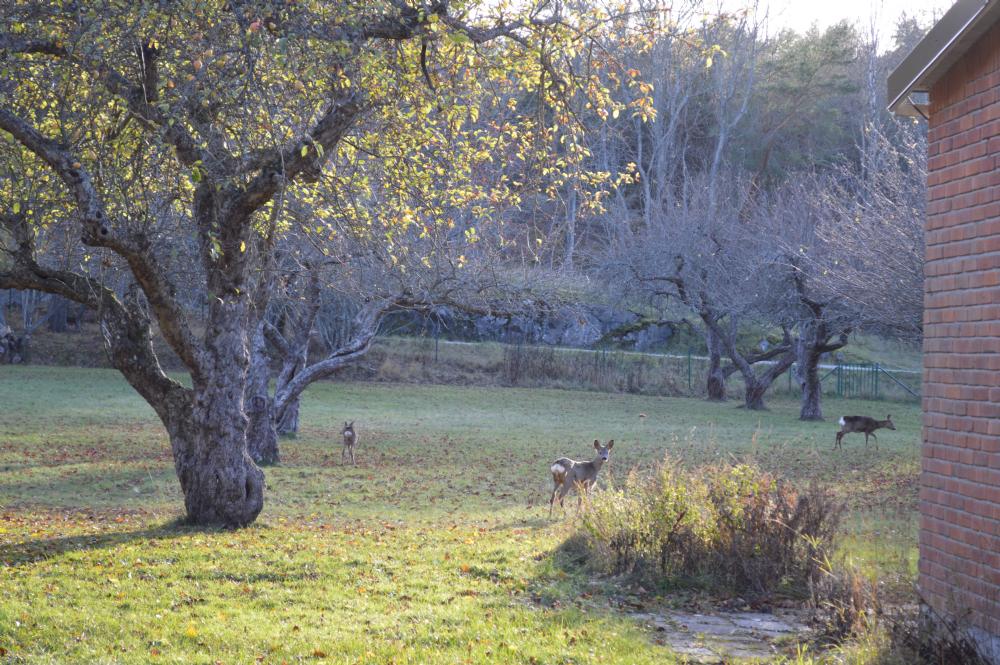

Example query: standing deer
[834,415,895,450]
[548,439,614,517]
[341,421,357,465]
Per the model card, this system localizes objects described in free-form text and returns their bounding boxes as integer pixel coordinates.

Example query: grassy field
[0,366,921,663]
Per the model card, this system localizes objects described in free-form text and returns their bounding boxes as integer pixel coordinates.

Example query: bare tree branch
[272,301,387,416]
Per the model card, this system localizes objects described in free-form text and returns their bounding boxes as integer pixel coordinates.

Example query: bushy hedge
[577,459,843,598]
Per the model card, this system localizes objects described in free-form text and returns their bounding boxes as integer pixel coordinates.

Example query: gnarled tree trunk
[246,323,279,465]
[740,348,795,410]
[274,342,308,437]
[788,262,850,421]
[177,299,264,525]
[0,235,265,526]
[706,329,727,401]
[168,404,264,527]
[703,315,796,411]
[0,27,370,527]
[795,325,848,422]
[247,394,279,465]
[743,378,769,411]
[795,339,824,421]
[276,397,301,436]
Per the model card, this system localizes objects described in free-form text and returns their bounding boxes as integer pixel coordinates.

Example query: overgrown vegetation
[810,557,882,640]
[878,602,995,665]
[500,344,686,396]
[797,594,997,665]
[569,456,998,665]
[575,458,844,599]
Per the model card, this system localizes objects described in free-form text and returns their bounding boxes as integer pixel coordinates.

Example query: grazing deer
[341,421,357,465]
[548,439,614,518]
[835,415,895,451]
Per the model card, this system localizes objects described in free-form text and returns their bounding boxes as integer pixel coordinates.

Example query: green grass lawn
[0,366,921,663]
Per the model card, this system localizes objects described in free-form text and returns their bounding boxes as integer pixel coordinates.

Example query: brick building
[888,0,1000,656]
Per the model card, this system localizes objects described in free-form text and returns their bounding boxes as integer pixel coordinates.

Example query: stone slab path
[631,609,811,663]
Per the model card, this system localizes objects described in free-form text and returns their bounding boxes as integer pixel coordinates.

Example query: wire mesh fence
[377,337,922,403]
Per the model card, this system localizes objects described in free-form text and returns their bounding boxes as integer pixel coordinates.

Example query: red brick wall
[923,18,1000,639]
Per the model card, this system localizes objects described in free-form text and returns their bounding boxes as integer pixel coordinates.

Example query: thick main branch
[0,110,204,375]
[0,35,209,167]
[0,217,189,414]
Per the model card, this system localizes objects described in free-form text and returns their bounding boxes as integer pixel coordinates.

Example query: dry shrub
[502,344,559,386]
[810,557,881,639]
[579,458,844,598]
[828,601,995,665]
[881,601,994,665]
[807,561,996,663]
[501,344,683,395]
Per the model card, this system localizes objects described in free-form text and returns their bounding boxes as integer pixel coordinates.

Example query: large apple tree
[0,1,647,525]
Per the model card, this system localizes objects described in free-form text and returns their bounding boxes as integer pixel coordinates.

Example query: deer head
[593,438,614,462]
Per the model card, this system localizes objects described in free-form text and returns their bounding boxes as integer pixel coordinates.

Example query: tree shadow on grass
[0,518,240,567]
[0,467,180,513]
[483,515,553,532]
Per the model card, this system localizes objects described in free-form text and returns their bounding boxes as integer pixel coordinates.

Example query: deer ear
[593,439,600,449]
[607,440,614,448]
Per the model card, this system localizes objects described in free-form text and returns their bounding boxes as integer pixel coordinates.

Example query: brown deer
[341,421,357,465]
[548,439,613,517]
[834,415,895,451]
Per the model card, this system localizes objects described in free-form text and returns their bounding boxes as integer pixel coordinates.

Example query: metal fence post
[433,319,440,363]
[874,362,880,400]
[687,346,692,394]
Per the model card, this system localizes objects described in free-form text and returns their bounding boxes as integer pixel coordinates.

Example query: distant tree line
[571,7,927,418]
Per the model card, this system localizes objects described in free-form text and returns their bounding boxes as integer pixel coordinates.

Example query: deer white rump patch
[551,463,566,476]
[838,417,845,426]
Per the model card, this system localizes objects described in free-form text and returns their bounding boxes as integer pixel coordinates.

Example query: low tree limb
[0,215,189,414]
[0,111,204,376]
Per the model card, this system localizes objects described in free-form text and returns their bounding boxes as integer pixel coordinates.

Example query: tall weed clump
[578,458,844,598]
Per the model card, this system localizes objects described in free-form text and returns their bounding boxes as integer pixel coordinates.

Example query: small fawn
[835,415,894,451]
[548,439,614,517]
[341,421,357,465]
